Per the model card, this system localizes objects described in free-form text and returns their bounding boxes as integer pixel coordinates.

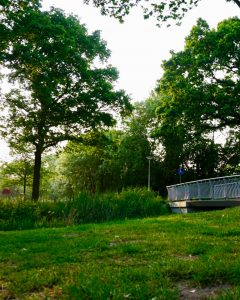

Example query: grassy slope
[1,208,240,299]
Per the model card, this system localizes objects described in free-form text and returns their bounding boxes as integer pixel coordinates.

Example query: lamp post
[147,156,152,191]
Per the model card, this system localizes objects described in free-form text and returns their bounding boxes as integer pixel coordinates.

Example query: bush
[0,188,170,230]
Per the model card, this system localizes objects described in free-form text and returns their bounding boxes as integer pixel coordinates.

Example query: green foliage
[0,156,33,197]
[0,5,131,200]
[219,130,240,175]
[152,17,240,183]
[157,17,240,132]
[52,135,110,196]
[0,188,169,230]
[1,208,240,298]
[51,96,168,197]
[85,0,240,26]
[51,123,153,196]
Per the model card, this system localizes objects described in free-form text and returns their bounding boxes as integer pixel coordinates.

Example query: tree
[46,131,121,197]
[151,18,240,183]
[51,98,159,196]
[0,157,33,198]
[156,18,240,134]
[85,0,240,26]
[118,96,162,189]
[0,7,131,200]
[218,130,240,175]
[56,137,109,196]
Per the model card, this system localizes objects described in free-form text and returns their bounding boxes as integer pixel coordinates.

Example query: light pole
[147,156,152,191]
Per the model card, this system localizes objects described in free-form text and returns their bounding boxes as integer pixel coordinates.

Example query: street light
[147,156,152,191]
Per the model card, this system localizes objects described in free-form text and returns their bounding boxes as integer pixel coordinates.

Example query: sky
[0,0,239,161]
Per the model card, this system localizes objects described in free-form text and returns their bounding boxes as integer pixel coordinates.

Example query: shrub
[0,188,170,230]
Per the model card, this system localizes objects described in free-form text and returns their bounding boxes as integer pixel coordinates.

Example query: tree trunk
[32,147,42,201]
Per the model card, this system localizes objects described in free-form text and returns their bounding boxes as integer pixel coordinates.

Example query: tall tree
[157,18,240,133]
[85,0,240,26]
[51,100,158,196]
[153,17,240,182]
[0,8,131,200]
[118,96,162,189]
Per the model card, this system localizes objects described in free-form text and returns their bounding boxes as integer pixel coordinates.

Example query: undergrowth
[0,187,169,230]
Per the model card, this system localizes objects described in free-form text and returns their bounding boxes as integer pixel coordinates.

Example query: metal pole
[147,157,151,191]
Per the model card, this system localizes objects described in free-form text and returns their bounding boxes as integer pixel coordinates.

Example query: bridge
[167,175,240,213]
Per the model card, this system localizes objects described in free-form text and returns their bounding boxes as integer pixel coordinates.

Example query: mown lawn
[1,208,240,299]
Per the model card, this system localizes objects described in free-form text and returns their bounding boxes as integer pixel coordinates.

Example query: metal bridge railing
[167,175,240,201]
[214,182,240,199]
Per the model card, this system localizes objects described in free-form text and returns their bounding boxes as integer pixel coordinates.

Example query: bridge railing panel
[214,182,240,199]
[167,175,240,201]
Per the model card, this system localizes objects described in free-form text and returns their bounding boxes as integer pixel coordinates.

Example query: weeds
[0,187,169,230]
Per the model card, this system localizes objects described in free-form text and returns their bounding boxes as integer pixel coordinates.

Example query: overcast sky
[0,0,238,161]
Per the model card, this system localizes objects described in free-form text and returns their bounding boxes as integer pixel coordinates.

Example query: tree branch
[232,0,240,8]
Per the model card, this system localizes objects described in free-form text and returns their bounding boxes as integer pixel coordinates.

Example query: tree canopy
[147,17,239,182]
[48,99,162,198]
[85,0,240,26]
[157,17,240,133]
[0,6,131,200]
[153,17,240,181]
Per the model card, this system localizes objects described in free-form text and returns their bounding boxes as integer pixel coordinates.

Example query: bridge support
[169,199,240,214]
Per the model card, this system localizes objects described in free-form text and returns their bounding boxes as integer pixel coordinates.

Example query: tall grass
[0,188,170,230]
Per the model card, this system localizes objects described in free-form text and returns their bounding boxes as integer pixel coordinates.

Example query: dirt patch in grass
[27,286,63,300]
[109,239,142,247]
[177,282,231,299]
[0,280,11,300]
[174,254,198,261]
[62,233,83,237]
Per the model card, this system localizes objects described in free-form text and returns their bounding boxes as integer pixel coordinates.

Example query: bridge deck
[169,199,240,213]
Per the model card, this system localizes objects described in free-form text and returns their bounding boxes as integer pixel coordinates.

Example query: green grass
[1,207,240,299]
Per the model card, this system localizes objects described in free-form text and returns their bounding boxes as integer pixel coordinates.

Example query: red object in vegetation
[2,188,11,196]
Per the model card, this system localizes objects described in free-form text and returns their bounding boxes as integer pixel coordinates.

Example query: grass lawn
[1,207,240,299]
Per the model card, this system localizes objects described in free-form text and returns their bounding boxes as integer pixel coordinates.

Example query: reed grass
[0,187,169,230]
